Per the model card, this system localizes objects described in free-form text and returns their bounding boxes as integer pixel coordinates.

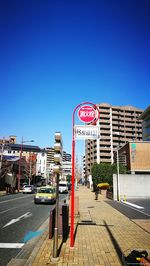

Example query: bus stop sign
[78,105,96,123]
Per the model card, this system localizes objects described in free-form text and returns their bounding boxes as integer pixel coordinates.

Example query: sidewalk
[22,185,150,266]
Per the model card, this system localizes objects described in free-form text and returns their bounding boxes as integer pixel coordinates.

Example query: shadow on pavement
[103,220,124,265]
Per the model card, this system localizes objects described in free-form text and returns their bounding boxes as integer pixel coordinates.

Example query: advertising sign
[74,125,99,139]
[78,105,97,123]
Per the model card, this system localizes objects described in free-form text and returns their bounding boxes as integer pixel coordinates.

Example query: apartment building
[139,105,150,141]
[85,103,143,176]
[45,147,71,178]
[63,151,71,162]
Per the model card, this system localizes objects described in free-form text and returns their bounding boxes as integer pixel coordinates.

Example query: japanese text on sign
[78,105,96,123]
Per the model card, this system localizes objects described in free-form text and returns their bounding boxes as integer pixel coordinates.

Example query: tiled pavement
[24,186,150,266]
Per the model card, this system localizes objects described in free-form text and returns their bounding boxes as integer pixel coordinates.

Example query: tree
[91,162,127,186]
[66,174,71,183]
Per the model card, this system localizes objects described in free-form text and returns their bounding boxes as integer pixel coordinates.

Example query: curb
[7,218,50,266]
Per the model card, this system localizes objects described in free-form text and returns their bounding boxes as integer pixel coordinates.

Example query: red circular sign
[78,105,96,123]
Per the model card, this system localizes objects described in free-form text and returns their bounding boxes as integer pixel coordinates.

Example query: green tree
[66,174,71,183]
[91,162,127,186]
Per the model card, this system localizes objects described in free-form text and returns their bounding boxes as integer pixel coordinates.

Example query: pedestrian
[94,183,99,200]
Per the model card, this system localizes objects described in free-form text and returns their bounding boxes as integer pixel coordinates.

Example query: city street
[0,193,66,266]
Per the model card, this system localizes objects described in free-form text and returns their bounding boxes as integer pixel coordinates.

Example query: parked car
[22,185,35,194]
[20,182,28,189]
[59,181,68,194]
[34,186,56,204]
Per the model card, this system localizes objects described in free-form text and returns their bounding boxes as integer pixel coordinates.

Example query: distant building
[45,147,71,179]
[0,135,17,145]
[0,141,47,189]
[45,147,54,175]
[62,161,72,180]
[36,151,47,178]
[115,141,150,174]
[85,103,143,176]
[139,105,150,141]
[63,151,71,162]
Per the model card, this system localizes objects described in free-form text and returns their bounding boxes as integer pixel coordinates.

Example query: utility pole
[29,154,32,186]
[116,148,120,201]
[0,139,5,172]
[52,132,62,259]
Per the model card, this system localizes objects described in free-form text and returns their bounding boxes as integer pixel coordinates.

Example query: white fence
[113,174,150,200]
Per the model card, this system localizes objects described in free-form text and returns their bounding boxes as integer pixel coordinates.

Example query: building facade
[0,135,17,145]
[63,151,71,162]
[139,105,150,141]
[36,151,47,178]
[61,161,72,180]
[85,103,143,176]
[115,141,150,174]
[45,147,71,179]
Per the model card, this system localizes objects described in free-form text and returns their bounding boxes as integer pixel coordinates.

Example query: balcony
[100,124,110,129]
[100,158,112,163]
[100,119,110,124]
[100,152,111,157]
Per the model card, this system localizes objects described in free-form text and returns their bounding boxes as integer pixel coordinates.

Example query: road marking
[120,200,144,209]
[22,230,44,243]
[3,212,32,228]
[0,243,24,248]
[121,201,150,217]
[0,207,17,214]
[0,195,33,204]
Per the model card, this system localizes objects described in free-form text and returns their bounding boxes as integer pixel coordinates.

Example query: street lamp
[18,137,34,192]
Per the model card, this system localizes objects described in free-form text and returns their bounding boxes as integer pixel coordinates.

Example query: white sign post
[74,125,100,140]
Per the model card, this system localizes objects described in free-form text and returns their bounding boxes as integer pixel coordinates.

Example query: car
[34,186,56,204]
[22,185,35,194]
[59,181,68,194]
[20,182,28,189]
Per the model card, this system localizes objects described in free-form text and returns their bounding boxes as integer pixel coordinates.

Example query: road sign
[78,105,97,123]
[74,125,99,139]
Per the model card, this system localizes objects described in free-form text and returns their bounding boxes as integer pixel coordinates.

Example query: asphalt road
[0,192,67,266]
[106,198,150,220]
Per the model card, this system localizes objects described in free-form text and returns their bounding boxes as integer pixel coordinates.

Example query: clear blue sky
[0,0,150,161]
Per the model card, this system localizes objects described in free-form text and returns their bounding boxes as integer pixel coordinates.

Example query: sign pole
[70,138,75,247]
[70,102,99,248]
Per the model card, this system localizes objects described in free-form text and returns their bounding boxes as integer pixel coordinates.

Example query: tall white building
[36,151,47,178]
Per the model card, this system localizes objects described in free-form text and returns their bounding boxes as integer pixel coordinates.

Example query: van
[59,181,68,194]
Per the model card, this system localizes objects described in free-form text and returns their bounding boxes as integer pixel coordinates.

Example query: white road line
[121,201,150,217]
[0,195,33,204]
[0,243,24,248]
[0,207,17,214]
[120,200,144,209]
[3,212,32,228]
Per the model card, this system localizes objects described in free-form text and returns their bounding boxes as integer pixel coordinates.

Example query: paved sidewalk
[23,185,150,266]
